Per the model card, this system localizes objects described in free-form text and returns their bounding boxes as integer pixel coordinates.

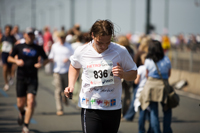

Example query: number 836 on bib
[87,60,114,87]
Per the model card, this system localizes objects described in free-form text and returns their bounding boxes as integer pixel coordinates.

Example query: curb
[175,89,200,101]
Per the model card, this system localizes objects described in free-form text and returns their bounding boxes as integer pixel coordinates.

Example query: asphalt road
[0,67,200,133]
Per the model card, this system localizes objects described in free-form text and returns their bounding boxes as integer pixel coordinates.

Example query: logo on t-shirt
[81,97,116,107]
[23,48,37,57]
[102,79,114,84]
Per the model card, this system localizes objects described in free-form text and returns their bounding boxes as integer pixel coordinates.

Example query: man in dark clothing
[8,27,49,133]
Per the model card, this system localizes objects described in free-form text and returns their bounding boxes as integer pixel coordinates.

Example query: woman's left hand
[112,62,124,79]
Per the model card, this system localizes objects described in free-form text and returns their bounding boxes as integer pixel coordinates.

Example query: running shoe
[9,78,14,86]
[3,84,9,91]
[17,112,25,126]
[22,126,29,133]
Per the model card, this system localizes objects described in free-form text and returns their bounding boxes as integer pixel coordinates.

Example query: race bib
[87,60,114,87]
[2,41,12,52]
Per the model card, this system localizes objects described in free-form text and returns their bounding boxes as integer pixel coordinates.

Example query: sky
[0,0,200,36]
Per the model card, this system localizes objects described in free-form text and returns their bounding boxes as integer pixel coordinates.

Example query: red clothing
[43,31,53,53]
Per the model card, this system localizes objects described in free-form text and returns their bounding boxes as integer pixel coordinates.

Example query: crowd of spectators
[1,24,200,54]
[128,32,200,52]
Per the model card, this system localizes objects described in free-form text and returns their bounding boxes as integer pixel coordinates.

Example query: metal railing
[166,49,200,73]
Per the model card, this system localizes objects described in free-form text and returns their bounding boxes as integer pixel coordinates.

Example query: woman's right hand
[64,87,74,98]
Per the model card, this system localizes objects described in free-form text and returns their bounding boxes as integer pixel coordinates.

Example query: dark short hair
[4,25,12,30]
[145,40,164,63]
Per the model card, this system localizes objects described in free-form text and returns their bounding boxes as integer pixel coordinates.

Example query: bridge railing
[166,50,200,73]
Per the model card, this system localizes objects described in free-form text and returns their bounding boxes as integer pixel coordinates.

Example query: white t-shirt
[134,65,147,112]
[137,65,147,88]
[49,42,74,74]
[70,40,137,110]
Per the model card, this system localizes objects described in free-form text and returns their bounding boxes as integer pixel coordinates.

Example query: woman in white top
[64,19,137,133]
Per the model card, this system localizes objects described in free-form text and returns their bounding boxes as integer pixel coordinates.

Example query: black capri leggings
[81,108,121,133]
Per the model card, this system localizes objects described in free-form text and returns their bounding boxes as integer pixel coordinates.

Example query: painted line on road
[0,88,8,97]
[0,88,37,124]
[14,104,37,124]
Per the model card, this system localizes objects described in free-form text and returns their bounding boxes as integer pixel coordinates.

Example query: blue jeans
[139,107,151,133]
[149,102,173,133]
[123,88,137,121]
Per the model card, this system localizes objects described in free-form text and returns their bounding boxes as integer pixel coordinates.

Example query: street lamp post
[145,0,151,34]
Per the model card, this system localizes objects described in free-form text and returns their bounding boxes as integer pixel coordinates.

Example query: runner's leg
[17,97,26,125]
[2,64,9,84]
[17,97,26,112]
[53,73,63,114]
[16,78,27,125]
[2,53,9,88]
[24,93,35,124]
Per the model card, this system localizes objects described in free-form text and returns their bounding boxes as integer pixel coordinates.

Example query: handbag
[154,61,180,109]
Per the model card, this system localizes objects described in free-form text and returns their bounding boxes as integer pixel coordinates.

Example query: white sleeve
[70,47,82,68]
[137,66,143,75]
[144,59,150,70]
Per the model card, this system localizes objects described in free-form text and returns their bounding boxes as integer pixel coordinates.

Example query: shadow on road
[36,112,81,116]
[159,116,200,123]
[0,116,22,132]
[48,131,83,133]
[0,127,21,133]
[31,129,83,133]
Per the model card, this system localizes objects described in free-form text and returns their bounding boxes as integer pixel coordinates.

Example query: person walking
[43,26,53,74]
[132,51,151,133]
[49,31,74,116]
[1,25,16,91]
[64,19,137,133]
[7,27,49,133]
[43,26,53,54]
[139,40,172,133]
